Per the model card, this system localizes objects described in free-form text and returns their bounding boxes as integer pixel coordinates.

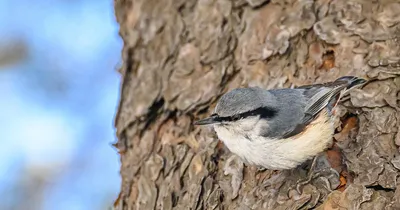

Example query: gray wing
[259,76,365,139]
[301,76,367,119]
[257,88,308,139]
[301,84,345,120]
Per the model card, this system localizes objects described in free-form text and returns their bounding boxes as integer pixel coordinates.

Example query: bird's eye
[231,115,240,121]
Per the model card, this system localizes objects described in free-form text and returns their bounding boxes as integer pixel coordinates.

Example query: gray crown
[215,87,277,117]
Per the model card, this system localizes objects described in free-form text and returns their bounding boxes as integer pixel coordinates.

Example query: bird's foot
[295,167,339,194]
[294,156,319,194]
[295,171,321,194]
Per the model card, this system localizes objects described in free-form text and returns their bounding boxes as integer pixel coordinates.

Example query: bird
[194,76,366,173]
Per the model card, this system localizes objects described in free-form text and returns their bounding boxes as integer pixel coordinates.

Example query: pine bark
[113,0,400,209]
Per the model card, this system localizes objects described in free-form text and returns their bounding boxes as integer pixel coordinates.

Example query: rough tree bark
[113,0,400,209]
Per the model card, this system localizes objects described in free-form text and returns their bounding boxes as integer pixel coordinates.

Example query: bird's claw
[294,167,339,194]
[293,156,319,194]
[295,171,321,194]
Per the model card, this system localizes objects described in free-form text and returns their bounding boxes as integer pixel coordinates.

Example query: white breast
[214,110,334,170]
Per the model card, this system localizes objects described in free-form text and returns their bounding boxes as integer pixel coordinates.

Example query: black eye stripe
[231,115,241,121]
[214,107,277,122]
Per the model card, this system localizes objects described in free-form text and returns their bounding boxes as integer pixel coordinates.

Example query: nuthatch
[195,76,366,171]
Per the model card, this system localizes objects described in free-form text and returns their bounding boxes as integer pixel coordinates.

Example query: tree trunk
[113,0,400,209]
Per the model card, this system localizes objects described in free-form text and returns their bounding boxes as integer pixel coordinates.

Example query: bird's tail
[327,76,367,110]
[299,75,367,123]
[334,76,367,92]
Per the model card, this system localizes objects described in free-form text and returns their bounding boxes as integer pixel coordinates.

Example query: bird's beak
[194,116,219,125]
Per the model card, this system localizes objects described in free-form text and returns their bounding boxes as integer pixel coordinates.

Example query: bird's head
[194,87,277,133]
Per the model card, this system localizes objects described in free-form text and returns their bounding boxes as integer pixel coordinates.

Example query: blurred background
[0,0,122,209]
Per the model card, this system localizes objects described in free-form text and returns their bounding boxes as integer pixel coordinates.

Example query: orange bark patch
[337,171,348,192]
[334,116,358,142]
[320,49,335,70]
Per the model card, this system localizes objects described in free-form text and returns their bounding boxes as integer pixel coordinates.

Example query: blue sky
[0,0,122,209]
